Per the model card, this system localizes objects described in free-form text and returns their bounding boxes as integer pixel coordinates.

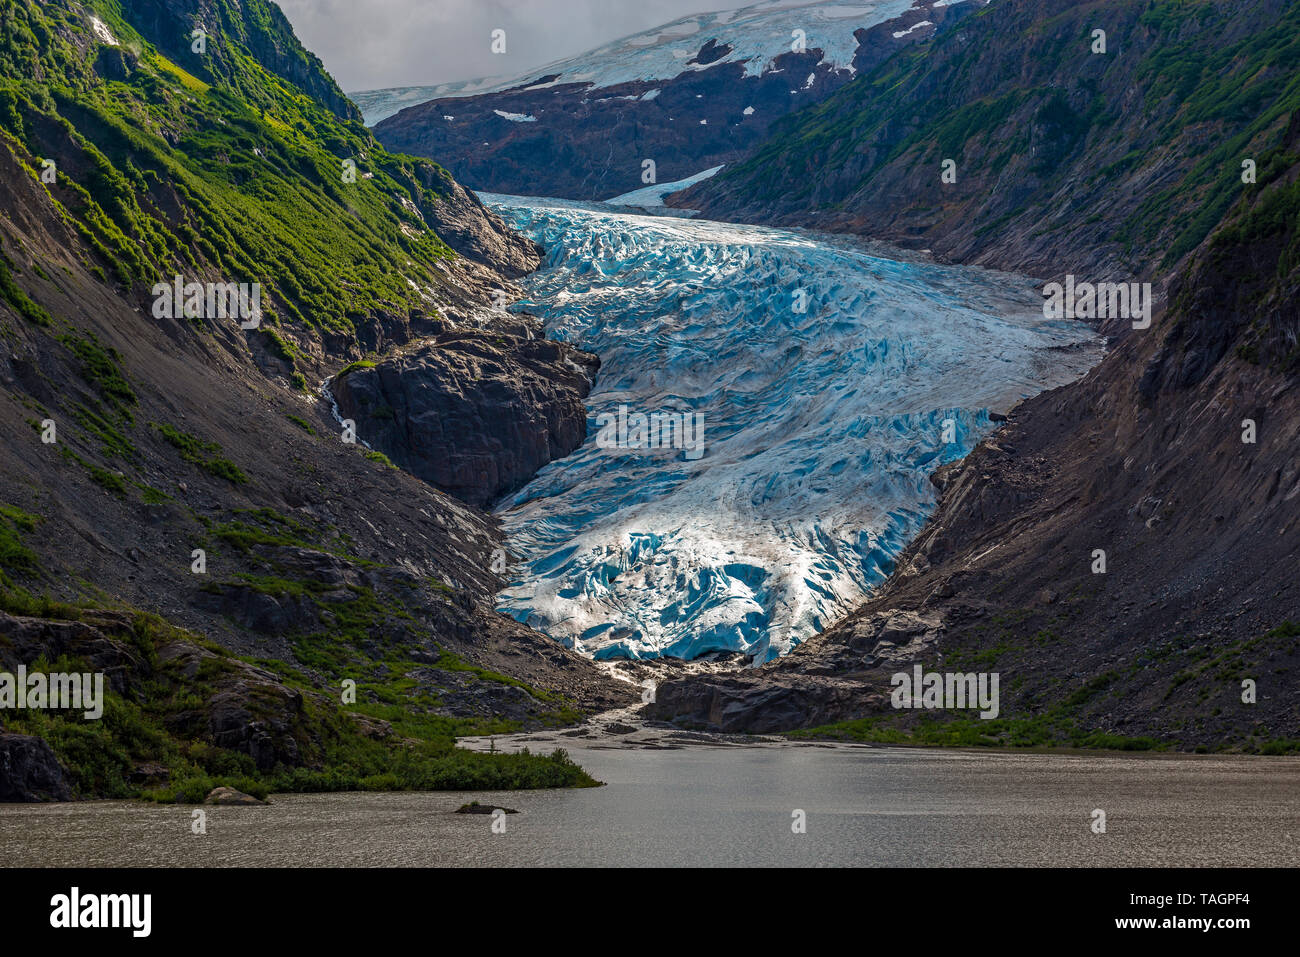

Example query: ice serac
[365,0,975,200]
[486,195,1102,664]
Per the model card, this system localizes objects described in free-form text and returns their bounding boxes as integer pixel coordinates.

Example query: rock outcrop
[332,313,599,507]
[416,168,542,278]
[0,733,72,802]
[204,786,266,805]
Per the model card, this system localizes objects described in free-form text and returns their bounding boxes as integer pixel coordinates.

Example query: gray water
[2,744,1297,867]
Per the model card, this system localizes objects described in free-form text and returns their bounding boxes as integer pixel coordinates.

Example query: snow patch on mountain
[893,20,933,37]
[604,166,725,207]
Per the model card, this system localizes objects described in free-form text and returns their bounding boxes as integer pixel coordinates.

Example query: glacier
[483,194,1102,664]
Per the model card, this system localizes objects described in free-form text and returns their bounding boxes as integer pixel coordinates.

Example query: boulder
[456,801,518,814]
[333,319,599,507]
[0,733,73,802]
[204,786,266,806]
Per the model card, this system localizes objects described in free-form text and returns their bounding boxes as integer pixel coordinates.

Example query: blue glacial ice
[482,194,1102,664]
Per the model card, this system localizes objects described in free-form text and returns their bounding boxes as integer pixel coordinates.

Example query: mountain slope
[0,0,628,801]
[650,0,1300,749]
[367,0,978,201]
[676,0,1300,279]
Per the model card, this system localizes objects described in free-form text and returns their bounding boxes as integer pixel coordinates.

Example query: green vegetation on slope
[152,422,248,483]
[0,0,490,545]
[698,0,1300,273]
[0,502,598,800]
[0,0,458,341]
[0,0,597,798]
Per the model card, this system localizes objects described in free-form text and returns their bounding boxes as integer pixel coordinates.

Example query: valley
[0,0,1296,834]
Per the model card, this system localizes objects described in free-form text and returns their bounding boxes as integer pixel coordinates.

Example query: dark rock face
[649,674,888,735]
[194,583,320,635]
[414,167,542,278]
[0,733,72,802]
[94,45,134,81]
[0,610,146,696]
[0,610,312,780]
[333,314,599,507]
[205,679,304,771]
[688,39,733,67]
[193,546,372,635]
[408,667,539,722]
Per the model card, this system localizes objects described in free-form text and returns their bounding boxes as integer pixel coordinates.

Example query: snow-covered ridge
[352,0,918,124]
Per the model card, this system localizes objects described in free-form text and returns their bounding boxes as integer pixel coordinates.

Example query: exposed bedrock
[332,314,599,507]
[0,733,73,802]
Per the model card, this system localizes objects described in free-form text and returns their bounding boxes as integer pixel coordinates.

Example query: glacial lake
[3,744,1296,867]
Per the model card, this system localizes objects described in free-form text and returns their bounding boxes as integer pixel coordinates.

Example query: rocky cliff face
[416,169,543,278]
[0,0,629,800]
[369,0,973,201]
[650,274,1300,745]
[333,311,598,508]
[651,0,1300,749]
[0,731,73,802]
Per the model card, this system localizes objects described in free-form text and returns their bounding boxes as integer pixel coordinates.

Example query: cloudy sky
[278,0,751,93]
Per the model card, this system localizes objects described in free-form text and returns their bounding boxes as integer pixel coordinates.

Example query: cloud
[278,0,751,92]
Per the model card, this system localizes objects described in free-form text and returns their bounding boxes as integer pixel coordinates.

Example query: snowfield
[604,165,725,207]
[352,0,918,124]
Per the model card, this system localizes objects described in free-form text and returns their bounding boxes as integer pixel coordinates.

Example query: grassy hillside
[681,0,1300,279]
[0,0,621,801]
[0,0,482,357]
